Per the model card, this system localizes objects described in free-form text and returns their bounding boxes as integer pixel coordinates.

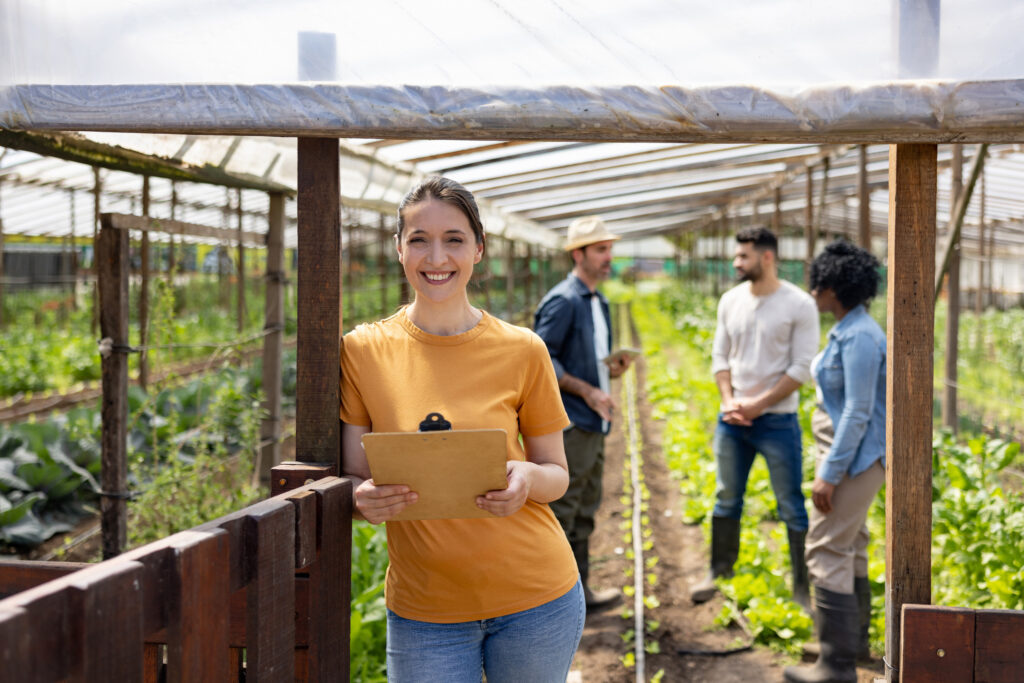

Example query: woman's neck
[406,297,482,336]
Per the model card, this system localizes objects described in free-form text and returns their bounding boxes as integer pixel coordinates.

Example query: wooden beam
[98,219,130,559]
[296,138,342,466]
[102,212,266,247]
[885,143,937,682]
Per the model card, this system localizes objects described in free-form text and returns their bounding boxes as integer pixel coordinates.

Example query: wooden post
[976,170,985,316]
[859,145,872,251]
[98,219,130,559]
[815,157,829,246]
[236,189,246,333]
[0,176,5,330]
[168,182,177,277]
[139,176,151,391]
[942,145,963,433]
[345,222,354,324]
[885,143,937,682]
[804,166,814,286]
[92,168,101,335]
[260,192,286,484]
[506,238,515,320]
[985,176,994,309]
[772,186,782,233]
[66,189,77,313]
[378,214,388,317]
[297,138,342,467]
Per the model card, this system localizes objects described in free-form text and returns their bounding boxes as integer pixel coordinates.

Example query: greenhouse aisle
[567,345,883,682]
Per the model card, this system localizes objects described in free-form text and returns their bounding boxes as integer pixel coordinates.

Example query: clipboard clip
[419,412,452,432]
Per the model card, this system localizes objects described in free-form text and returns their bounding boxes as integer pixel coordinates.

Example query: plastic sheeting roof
[2,1,1024,259]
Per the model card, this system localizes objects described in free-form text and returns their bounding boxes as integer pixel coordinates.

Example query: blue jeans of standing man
[712,412,809,532]
[385,579,585,682]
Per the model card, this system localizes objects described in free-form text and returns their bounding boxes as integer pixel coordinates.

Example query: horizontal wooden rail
[902,604,1024,683]
[102,212,266,247]
[0,472,352,682]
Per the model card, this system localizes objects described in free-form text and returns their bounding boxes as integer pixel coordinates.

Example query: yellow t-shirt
[340,308,577,623]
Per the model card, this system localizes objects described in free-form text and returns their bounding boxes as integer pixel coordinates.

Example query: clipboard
[361,413,509,521]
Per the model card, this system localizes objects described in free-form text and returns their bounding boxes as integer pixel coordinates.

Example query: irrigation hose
[623,358,645,682]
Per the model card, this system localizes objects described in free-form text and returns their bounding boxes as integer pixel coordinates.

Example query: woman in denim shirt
[785,242,885,683]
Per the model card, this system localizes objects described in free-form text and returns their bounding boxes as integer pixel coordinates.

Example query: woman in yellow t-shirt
[339,176,583,682]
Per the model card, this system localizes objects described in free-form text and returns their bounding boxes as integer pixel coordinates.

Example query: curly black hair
[809,241,881,310]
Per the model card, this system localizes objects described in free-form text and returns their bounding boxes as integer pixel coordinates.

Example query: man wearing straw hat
[534,215,633,610]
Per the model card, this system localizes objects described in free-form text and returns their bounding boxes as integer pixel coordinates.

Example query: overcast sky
[3,0,1023,86]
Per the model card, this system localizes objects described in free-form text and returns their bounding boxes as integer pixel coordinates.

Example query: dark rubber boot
[784,586,859,683]
[570,539,589,587]
[689,516,740,603]
[855,576,872,662]
[788,527,811,612]
[573,538,619,610]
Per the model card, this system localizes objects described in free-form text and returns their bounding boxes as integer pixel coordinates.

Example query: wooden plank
[306,477,353,682]
[103,212,266,246]
[163,531,231,683]
[271,462,337,496]
[804,165,814,286]
[0,559,86,598]
[259,191,286,483]
[289,489,319,570]
[143,644,162,683]
[885,143,937,682]
[0,606,31,680]
[148,576,310,648]
[901,604,974,683]
[243,498,296,682]
[296,138,342,466]
[974,609,1024,683]
[98,220,130,559]
[73,561,145,681]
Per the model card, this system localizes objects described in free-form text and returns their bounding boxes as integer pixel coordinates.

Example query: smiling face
[396,197,483,306]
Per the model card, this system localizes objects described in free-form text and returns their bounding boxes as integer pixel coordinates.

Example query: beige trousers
[806,407,885,595]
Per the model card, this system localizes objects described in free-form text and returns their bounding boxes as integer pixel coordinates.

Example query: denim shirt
[814,305,887,484]
[533,274,612,434]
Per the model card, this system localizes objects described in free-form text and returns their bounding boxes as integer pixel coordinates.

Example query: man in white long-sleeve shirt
[690,227,820,609]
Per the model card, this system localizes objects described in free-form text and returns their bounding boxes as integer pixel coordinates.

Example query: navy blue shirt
[533,274,612,434]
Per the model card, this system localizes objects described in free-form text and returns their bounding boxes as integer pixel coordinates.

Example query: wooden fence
[0,470,351,682]
[900,604,1024,683]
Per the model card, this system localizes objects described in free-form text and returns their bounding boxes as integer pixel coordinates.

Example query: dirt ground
[569,357,885,683]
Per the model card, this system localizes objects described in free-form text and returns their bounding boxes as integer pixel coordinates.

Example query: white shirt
[711,280,820,414]
[591,294,611,433]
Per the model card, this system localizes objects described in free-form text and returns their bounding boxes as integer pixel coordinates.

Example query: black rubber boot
[573,538,619,609]
[784,586,859,683]
[855,576,872,662]
[788,527,811,612]
[570,539,589,587]
[689,516,740,603]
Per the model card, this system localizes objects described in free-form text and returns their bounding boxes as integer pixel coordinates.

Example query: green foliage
[349,521,389,682]
[931,431,1024,610]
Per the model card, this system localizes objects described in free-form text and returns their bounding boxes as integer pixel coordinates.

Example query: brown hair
[397,176,485,247]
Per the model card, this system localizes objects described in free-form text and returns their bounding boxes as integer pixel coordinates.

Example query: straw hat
[563,216,621,252]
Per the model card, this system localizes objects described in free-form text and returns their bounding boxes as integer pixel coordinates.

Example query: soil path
[570,354,884,682]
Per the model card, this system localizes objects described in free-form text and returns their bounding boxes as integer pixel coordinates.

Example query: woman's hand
[354,479,418,525]
[811,477,836,514]
[476,461,531,517]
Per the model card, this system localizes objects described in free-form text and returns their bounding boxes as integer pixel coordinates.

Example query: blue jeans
[712,412,808,531]
[385,579,585,682]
